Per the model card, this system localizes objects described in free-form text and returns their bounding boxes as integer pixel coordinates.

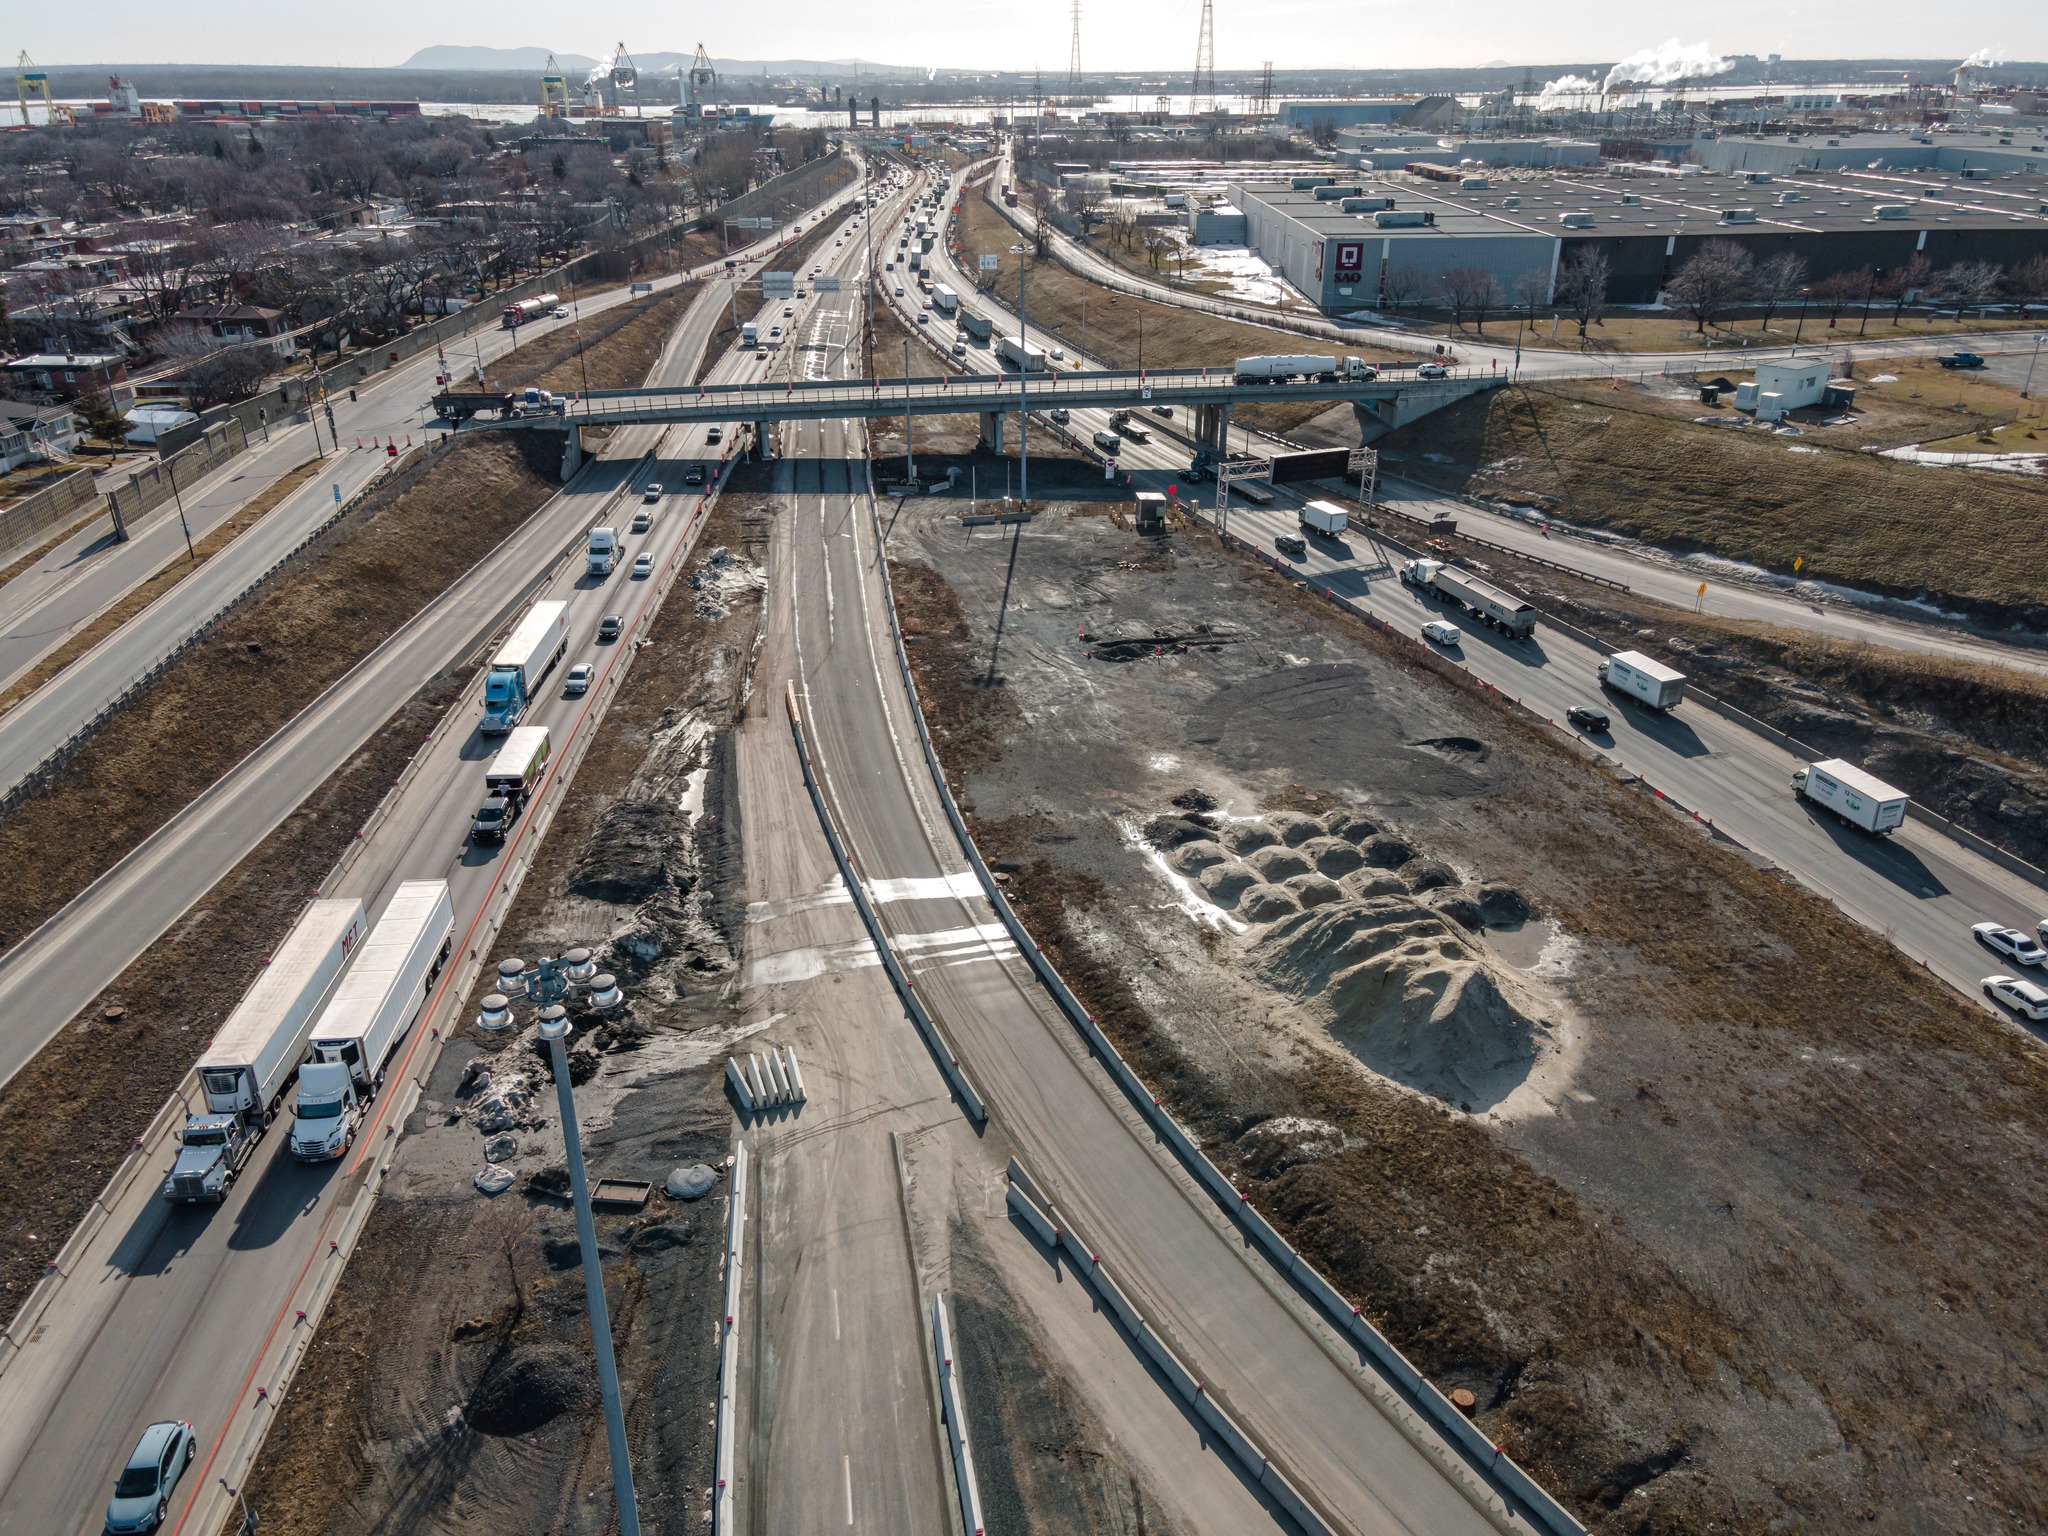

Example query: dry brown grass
[0,458,323,721]
[1384,381,2048,616]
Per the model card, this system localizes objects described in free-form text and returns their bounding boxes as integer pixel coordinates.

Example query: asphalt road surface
[0,224,809,1536]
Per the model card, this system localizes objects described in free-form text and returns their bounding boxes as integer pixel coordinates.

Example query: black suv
[1566,705,1610,733]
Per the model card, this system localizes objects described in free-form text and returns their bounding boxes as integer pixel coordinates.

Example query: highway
[0,178,847,1534]
[893,168,2048,1019]
[0,195,869,803]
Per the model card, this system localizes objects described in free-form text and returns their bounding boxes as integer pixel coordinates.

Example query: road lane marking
[844,1452,854,1524]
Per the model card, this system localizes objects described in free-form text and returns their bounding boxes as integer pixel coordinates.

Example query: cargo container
[1599,650,1687,709]
[1793,759,1909,834]
[1400,559,1536,637]
[482,600,569,734]
[997,334,1047,371]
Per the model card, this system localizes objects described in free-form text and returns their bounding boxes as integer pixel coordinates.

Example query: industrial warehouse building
[1231,153,2048,312]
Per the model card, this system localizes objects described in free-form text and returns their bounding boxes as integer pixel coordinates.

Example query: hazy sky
[15,1,2043,74]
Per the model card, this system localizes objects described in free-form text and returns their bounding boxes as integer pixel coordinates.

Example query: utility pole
[904,338,914,483]
[1017,251,1030,506]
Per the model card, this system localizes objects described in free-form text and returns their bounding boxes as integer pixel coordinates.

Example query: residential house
[174,303,296,357]
[0,403,83,470]
[1,351,133,406]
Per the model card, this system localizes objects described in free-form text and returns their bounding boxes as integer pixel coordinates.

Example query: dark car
[598,614,622,642]
[1936,352,1985,370]
[105,1420,195,1533]
[1275,534,1307,558]
[1566,705,1611,733]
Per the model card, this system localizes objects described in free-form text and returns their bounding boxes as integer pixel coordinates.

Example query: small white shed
[1749,358,1828,415]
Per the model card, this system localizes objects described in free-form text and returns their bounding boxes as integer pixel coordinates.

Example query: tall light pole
[904,338,915,483]
[1017,248,1030,506]
[480,952,640,1536]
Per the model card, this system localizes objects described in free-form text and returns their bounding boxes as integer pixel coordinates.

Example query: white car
[1983,974,2048,1020]
[1973,923,2046,966]
[564,663,595,696]
[643,483,662,502]
[551,306,570,319]
[632,553,655,579]
[770,326,782,339]
[894,284,905,296]
[1050,347,1066,360]
[1421,620,1463,648]
[782,304,795,317]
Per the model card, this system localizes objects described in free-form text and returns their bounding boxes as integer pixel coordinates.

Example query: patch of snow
[1879,445,2047,476]
[1869,373,1898,383]
[1118,815,1246,934]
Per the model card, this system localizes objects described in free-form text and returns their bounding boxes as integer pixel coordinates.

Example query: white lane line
[833,1286,842,1341]
[844,1453,854,1525]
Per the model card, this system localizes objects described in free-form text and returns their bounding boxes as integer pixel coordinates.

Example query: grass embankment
[0,459,324,721]
[956,192,1400,436]
[1385,380,2048,617]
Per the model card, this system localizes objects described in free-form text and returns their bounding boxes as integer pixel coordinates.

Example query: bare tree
[1378,266,1421,312]
[1752,251,1807,332]
[1308,115,1340,149]
[1934,260,2003,319]
[2000,253,2048,312]
[1139,225,1177,273]
[1807,270,1861,330]
[1513,267,1551,323]
[1664,240,1753,334]
[1886,253,1933,323]
[1554,247,1610,338]
[1439,265,1504,333]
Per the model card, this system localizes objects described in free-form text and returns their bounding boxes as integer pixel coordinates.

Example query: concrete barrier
[714,1141,748,1533]
[780,1045,807,1102]
[725,1057,755,1112]
[932,1294,987,1536]
[784,682,988,1126]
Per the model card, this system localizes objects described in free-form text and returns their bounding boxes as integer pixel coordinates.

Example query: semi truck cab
[163,1115,254,1204]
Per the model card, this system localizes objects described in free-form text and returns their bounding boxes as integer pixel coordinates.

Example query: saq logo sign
[1333,241,1364,279]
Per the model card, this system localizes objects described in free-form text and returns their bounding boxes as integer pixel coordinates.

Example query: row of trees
[1662,243,2048,335]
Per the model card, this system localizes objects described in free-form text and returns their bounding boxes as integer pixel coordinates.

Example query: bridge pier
[560,427,585,480]
[979,410,1004,454]
[1193,401,1234,455]
[750,420,774,461]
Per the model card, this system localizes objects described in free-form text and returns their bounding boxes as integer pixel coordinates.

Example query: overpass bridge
[433,364,1502,470]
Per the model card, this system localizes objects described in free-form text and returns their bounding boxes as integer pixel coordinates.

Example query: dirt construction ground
[229,484,776,1535]
[888,499,2048,1534]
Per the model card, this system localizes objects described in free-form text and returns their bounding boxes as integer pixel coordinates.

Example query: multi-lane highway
[0,176,874,1536]
[0,198,870,802]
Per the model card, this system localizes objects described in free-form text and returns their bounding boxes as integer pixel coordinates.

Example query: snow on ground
[1178,245,1310,308]
[1879,445,2048,476]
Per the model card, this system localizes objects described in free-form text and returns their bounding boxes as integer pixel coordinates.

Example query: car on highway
[917,312,929,325]
[953,340,967,357]
[598,614,622,642]
[630,510,651,533]
[1421,619,1463,647]
[1418,363,1449,378]
[1049,407,1070,424]
[705,426,723,444]
[685,464,705,484]
[1050,346,1066,360]
[551,306,570,319]
[1274,533,1307,558]
[104,1419,195,1534]
[564,663,594,697]
[783,305,795,317]
[632,553,655,579]
[1152,403,1173,417]
[1566,705,1611,733]
[1937,352,1986,370]
[756,346,769,359]
[1973,922,2046,966]
[894,284,905,296]
[769,326,782,340]
[643,483,662,502]
[1983,974,2048,1020]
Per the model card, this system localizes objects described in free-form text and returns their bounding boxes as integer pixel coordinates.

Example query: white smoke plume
[1535,73,1601,108]
[1603,39,1733,93]
[1958,47,2006,70]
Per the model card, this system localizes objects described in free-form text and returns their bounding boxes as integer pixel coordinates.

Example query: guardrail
[931,1294,986,1536]
[714,1141,748,1534]
[862,488,1588,1536]
[0,440,434,817]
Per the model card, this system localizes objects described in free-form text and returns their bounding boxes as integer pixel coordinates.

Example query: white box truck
[1793,760,1909,835]
[291,880,455,1160]
[168,898,366,1202]
[997,334,1047,372]
[473,727,551,843]
[932,282,958,313]
[1599,650,1687,710]
[1299,500,1349,537]
[481,600,569,734]
[1400,558,1536,638]
[587,526,619,577]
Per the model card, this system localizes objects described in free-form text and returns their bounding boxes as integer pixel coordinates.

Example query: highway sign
[815,275,841,291]
[732,216,776,230]
[979,254,1000,272]
[1104,459,1116,479]
[762,271,795,297]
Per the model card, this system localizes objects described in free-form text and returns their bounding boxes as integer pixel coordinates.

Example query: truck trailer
[481,600,570,734]
[959,311,993,341]
[473,727,551,843]
[1599,650,1687,710]
[1399,559,1536,637]
[997,334,1047,372]
[170,898,366,1202]
[1793,759,1909,835]
[931,283,958,313]
[291,880,454,1160]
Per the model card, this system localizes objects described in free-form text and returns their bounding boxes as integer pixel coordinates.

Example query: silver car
[104,1420,195,1533]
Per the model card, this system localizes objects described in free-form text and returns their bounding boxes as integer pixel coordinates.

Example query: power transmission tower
[1068,0,1082,94]
[1255,60,1274,117]
[1191,1,1216,114]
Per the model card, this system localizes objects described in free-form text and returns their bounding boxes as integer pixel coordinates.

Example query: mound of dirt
[1303,836,1364,876]
[1169,839,1228,874]
[1322,809,1379,842]
[569,799,689,905]
[1251,899,1543,1110]
[1268,811,1324,846]
[1241,885,1301,922]
[1246,845,1313,882]
[1226,822,1280,855]
[465,1341,596,1435]
[1283,872,1346,909]
[1199,861,1258,902]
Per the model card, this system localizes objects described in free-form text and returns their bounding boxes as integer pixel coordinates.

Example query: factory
[1229,150,2048,312]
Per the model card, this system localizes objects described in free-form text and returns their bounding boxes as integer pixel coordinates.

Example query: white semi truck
[587,526,619,577]
[481,600,569,734]
[167,898,366,1203]
[1793,759,1909,835]
[997,334,1047,372]
[1234,355,1379,384]
[1599,650,1688,710]
[1399,558,1537,638]
[931,282,958,313]
[291,880,455,1160]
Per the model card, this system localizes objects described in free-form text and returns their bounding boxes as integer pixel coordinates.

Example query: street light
[477,950,640,1536]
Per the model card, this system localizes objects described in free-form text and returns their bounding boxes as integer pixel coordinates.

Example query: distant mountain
[400,44,919,79]
[403,46,599,72]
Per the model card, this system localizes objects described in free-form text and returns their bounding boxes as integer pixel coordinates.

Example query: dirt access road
[889,496,2048,1534]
